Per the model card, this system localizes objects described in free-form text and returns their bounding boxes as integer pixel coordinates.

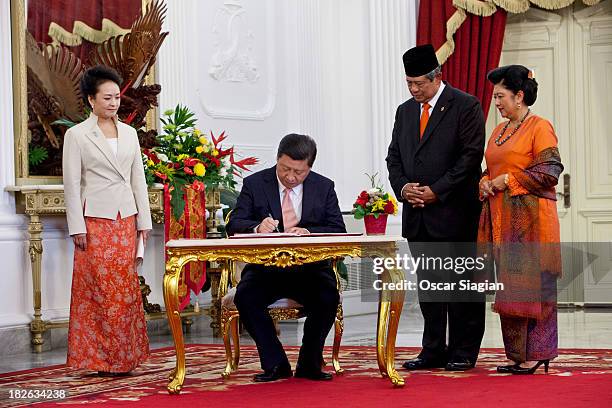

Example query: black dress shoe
[253,364,293,382]
[496,364,520,373]
[445,360,475,371]
[402,358,446,370]
[294,366,333,381]
[506,360,550,375]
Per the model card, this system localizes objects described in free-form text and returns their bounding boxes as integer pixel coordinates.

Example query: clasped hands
[402,183,437,208]
[479,174,508,199]
[256,217,309,235]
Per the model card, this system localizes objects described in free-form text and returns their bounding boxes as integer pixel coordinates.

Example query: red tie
[282,188,298,229]
[420,102,431,139]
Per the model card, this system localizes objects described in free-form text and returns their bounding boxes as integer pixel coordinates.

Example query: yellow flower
[199,136,209,145]
[211,149,219,157]
[372,199,385,212]
[194,163,206,177]
[146,160,154,166]
[196,146,204,154]
[177,154,189,161]
[194,129,202,137]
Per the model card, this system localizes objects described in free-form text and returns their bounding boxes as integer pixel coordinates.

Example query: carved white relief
[209,0,260,83]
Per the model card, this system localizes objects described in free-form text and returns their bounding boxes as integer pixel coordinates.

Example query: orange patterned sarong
[67,215,149,372]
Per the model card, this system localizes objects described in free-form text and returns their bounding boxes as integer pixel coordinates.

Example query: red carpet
[1,345,611,407]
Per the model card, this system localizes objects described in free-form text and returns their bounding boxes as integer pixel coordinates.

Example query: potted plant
[352,173,398,235]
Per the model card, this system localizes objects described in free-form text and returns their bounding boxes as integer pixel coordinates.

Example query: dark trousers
[410,221,485,364]
[234,262,339,371]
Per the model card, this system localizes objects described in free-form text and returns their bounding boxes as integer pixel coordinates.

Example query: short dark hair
[487,64,538,106]
[277,134,317,167]
[80,65,123,105]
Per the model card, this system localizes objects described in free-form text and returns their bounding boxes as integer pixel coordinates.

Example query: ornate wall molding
[197,0,276,120]
[504,8,563,48]
[208,2,260,83]
[573,1,612,199]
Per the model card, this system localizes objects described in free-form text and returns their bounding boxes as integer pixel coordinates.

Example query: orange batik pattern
[67,215,149,373]
[164,185,207,311]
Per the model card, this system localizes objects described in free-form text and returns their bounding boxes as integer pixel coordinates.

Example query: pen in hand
[268,213,280,233]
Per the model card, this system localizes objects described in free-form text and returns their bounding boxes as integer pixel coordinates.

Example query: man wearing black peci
[227,134,346,382]
[386,44,486,371]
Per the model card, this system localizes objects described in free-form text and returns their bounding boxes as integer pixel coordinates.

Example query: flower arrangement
[142,105,258,219]
[353,173,398,219]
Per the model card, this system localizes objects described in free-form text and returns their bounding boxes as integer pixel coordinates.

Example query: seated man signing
[226,133,346,382]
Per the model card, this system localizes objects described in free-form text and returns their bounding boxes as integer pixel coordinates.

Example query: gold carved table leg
[374,247,406,387]
[28,213,46,353]
[163,254,193,394]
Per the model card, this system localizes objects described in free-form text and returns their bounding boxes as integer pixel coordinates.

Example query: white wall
[1,0,31,328]
[0,0,418,330]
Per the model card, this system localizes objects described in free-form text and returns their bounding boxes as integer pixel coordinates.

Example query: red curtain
[27,0,141,64]
[417,0,507,117]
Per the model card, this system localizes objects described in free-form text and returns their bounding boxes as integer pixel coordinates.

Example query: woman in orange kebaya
[63,66,151,376]
[478,65,563,375]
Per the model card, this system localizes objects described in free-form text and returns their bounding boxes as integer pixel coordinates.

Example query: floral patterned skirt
[67,215,149,372]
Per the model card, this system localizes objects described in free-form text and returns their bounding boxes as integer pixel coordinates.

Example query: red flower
[183,157,199,167]
[191,180,205,192]
[355,198,367,207]
[217,147,233,157]
[183,166,194,175]
[154,171,167,181]
[230,152,258,171]
[143,149,160,164]
[203,153,220,167]
[211,130,227,148]
[384,201,395,214]
[125,110,138,125]
[358,191,369,200]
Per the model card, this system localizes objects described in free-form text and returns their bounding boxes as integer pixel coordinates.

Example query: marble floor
[2,304,612,374]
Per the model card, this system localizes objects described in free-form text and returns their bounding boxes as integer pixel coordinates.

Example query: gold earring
[517,103,521,108]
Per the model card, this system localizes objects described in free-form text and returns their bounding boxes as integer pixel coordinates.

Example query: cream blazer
[63,113,152,236]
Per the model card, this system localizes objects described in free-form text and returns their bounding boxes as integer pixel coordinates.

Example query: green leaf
[51,118,78,128]
[170,178,188,220]
[353,205,365,220]
[28,146,48,166]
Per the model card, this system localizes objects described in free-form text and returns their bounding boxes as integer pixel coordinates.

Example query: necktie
[282,188,298,230]
[420,102,431,139]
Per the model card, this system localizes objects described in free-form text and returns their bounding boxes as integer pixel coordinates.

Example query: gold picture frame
[10,0,157,185]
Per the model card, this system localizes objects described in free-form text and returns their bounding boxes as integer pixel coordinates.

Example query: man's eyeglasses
[406,80,430,89]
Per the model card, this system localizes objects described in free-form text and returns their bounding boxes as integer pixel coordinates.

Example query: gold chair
[218,258,345,378]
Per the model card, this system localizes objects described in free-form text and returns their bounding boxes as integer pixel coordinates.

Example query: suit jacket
[63,113,152,236]
[386,82,485,240]
[226,166,346,235]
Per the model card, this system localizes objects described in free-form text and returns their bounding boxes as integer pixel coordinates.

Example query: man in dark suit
[386,44,486,371]
[227,133,346,382]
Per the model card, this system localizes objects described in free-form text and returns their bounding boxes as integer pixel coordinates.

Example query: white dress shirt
[420,81,445,114]
[106,137,118,157]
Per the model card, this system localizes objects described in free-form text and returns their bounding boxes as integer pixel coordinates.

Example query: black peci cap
[402,44,440,77]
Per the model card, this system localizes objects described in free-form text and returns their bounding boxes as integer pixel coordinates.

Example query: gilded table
[164,235,406,393]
